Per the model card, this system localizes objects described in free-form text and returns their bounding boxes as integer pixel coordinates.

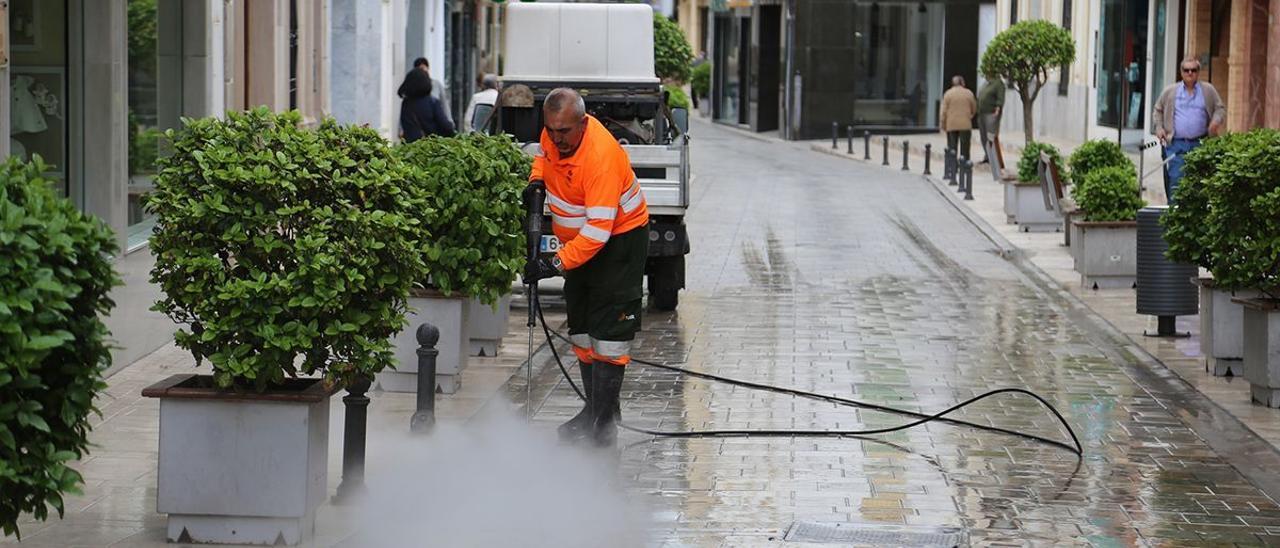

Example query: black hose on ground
[533,293,1083,456]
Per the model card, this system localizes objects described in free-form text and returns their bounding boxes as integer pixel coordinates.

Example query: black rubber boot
[557,361,594,442]
[589,361,626,448]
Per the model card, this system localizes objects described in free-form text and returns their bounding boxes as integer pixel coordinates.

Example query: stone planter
[1071,220,1137,289]
[1003,179,1062,232]
[379,289,469,394]
[1002,179,1017,224]
[1237,297,1280,407]
[466,294,512,357]
[141,374,333,545]
[1196,278,1261,376]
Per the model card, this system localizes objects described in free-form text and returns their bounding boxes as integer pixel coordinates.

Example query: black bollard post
[333,374,372,504]
[846,125,854,154]
[832,122,838,149]
[963,159,976,201]
[923,144,933,175]
[410,323,439,434]
[901,141,910,171]
[881,136,890,166]
[944,148,956,184]
[957,155,968,194]
[863,131,871,160]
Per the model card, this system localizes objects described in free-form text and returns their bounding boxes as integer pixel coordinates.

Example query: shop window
[9,0,70,194]
[1096,0,1149,130]
[851,2,945,128]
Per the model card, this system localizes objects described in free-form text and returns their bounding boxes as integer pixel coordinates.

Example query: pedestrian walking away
[1152,56,1225,204]
[976,72,1005,164]
[941,75,978,160]
[522,88,650,449]
[398,69,455,142]
[398,57,453,124]
[462,73,500,133]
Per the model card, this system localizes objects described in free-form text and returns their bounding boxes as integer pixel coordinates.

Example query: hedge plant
[980,20,1076,144]
[1162,133,1243,270]
[148,108,428,390]
[1017,141,1066,183]
[1072,164,1144,222]
[691,62,711,99]
[397,133,529,307]
[664,85,691,110]
[1,157,120,539]
[1067,139,1130,188]
[654,13,693,84]
[1175,129,1280,292]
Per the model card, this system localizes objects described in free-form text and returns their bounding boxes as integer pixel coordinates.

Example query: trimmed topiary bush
[980,20,1076,145]
[1067,139,1130,188]
[397,133,530,307]
[1017,141,1066,183]
[654,13,693,84]
[148,108,428,390]
[664,84,691,110]
[691,62,711,99]
[1161,133,1242,270]
[1,156,120,539]
[1072,164,1145,222]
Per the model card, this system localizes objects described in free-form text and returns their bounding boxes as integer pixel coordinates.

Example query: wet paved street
[530,122,1280,546]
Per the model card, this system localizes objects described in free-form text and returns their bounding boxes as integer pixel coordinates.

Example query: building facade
[709,0,995,140]
[2,0,329,369]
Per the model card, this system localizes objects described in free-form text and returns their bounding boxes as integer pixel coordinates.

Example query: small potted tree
[1005,141,1066,231]
[387,134,528,392]
[1,157,119,540]
[1069,164,1145,289]
[691,62,712,117]
[142,109,426,545]
[1163,132,1257,376]
[980,20,1076,147]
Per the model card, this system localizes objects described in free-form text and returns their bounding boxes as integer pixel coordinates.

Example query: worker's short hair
[952,75,965,87]
[1180,56,1201,69]
[544,88,586,120]
[413,57,429,69]
[481,74,499,90]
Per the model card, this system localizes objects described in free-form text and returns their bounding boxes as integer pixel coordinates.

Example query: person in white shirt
[462,74,500,133]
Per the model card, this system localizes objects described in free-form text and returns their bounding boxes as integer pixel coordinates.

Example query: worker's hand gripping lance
[521,181,547,418]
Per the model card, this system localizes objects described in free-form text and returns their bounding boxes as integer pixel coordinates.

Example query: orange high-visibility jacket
[530,115,649,270]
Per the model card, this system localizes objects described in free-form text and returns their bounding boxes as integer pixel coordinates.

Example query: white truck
[493,3,691,311]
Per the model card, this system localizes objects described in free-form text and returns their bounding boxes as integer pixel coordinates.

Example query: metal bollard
[963,159,975,201]
[957,158,968,193]
[923,144,933,175]
[901,141,910,171]
[846,125,854,154]
[832,122,839,149]
[333,374,372,504]
[882,136,890,166]
[410,323,439,434]
[863,131,871,160]
[944,148,957,184]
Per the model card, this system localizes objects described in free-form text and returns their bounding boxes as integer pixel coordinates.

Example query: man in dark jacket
[976,73,1005,164]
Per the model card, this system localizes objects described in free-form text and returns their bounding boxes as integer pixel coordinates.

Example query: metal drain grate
[783,522,966,546]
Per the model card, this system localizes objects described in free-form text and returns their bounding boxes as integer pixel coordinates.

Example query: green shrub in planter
[1193,128,1280,292]
[148,108,428,390]
[1072,164,1145,222]
[1162,133,1243,269]
[691,62,711,99]
[397,133,530,306]
[654,13,693,84]
[1067,139,1130,188]
[0,157,120,539]
[1017,141,1066,183]
[664,85,691,110]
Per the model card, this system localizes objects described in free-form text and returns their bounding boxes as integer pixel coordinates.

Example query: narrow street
[527,120,1280,546]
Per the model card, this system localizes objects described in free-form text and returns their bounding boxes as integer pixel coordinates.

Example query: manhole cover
[783,522,966,546]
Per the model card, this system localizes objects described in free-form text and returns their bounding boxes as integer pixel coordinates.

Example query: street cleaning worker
[523,88,649,448]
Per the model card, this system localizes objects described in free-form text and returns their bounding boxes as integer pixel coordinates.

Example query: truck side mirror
[672,107,689,135]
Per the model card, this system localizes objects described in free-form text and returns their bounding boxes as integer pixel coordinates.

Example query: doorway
[1097,0,1150,137]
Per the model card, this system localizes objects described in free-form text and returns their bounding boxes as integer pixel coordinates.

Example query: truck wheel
[648,256,684,311]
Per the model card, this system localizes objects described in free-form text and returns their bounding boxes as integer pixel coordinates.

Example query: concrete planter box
[141,375,332,545]
[466,294,512,357]
[1071,220,1137,289]
[1237,298,1280,407]
[1002,179,1017,224]
[1004,180,1062,232]
[378,289,469,394]
[1196,278,1261,376]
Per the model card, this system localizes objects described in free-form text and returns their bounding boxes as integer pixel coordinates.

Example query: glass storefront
[850,2,944,128]
[127,0,167,236]
[713,14,742,124]
[9,0,70,193]
[1097,0,1149,129]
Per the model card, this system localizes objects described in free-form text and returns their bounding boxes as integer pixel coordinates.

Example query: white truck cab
[495,3,691,311]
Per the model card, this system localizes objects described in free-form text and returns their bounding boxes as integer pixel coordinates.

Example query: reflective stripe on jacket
[530,115,649,270]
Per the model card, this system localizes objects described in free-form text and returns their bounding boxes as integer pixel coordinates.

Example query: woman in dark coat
[399,69,455,142]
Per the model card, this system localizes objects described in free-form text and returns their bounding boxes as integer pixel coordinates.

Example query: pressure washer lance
[523,182,547,420]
